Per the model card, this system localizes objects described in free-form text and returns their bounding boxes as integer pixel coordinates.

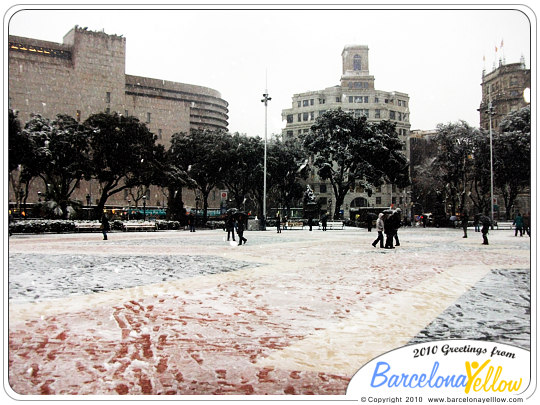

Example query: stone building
[478,58,530,130]
[8,26,228,214]
[281,45,412,220]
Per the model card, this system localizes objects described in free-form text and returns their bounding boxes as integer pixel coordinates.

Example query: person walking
[384,212,396,249]
[461,210,469,238]
[481,215,491,245]
[473,213,481,232]
[188,213,196,232]
[393,209,402,246]
[236,214,248,245]
[100,213,110,240]
[321,212,328,231]
[276,212,282,233]
[513,212,524,237]
[523,212,531,237]
[226,213,236,241]
[372,213,385,248]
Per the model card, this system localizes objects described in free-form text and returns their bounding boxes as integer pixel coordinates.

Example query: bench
[123,222,157,232]
[284,221,304,230]
[495,222,514,230]
[319,221,345,230]
[74,222,102,232]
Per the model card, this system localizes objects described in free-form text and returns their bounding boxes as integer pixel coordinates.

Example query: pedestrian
[283,215,288,230]
[523,212,531,237]
[393,209,402,246]
[188,213,196,232]
[461,210,469,238]
[481,215,491,245]
[422,214,427,228]
[384,212,396,249]
[308,217,313,231]
[367,215,373,232]
[321,212,328,231]
[372,213,385,248]
[473,213,480,232]
[226,213,236,241]
[100,213,110,240]
[513,212,524,237]
[236,214,248,245]
[276,212,282,233]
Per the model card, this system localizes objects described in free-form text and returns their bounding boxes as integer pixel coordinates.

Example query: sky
[5,3,534,138]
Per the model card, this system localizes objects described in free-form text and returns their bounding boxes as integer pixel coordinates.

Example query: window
[287,114,293,123]
[398,112,402,121]
[336,97,341,102]
[376,186,381,192]
[364,82,369,88]
[353,55,362,70]
[310,111,315,120]
[76,110,81,122]
[364,96,369,103]
[105,107,110,114]
[389,111,396,120]
[297,101,301,108]
[320,184,327,193]
[376,197,382,205]
[310,99,314,105]
[398,100,402,107]
[303,112,309,121]
[375,109,381,119]
[303,100,309,107]
[146,112,151,123]
[402,101,407,108]
[287,130,293,137]
[392,197,396,204]
[298,113,302,122]
[374,97,379,103]
[158,129,162,140]
[124,110,129,116]
[106,92,111,103]
[319,98,326,104]
[354,82,362,89]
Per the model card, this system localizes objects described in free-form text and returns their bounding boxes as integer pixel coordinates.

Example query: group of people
[225,212,248,245]
[512,212,531,237]
[372,208,402,249]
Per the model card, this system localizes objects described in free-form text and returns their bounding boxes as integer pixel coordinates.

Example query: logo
[347,340,529,399]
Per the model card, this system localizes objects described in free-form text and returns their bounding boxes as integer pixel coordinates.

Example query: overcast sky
[6,4,533,137]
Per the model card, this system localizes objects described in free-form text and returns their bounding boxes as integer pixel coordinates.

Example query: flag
[501,39,504,47]
[495,45,498,52]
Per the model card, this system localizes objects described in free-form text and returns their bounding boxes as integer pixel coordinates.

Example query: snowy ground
[7,226,531,395]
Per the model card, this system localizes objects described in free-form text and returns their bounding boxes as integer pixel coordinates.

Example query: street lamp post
[261,89,271,231]
[86,194,91,220]
[195,195,200,228]
[487,100,495,225]
[127,199,131,220]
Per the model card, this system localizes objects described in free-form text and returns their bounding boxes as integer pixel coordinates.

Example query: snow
[7,226,531,395]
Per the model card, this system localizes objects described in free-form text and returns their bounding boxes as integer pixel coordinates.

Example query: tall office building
[9,26,229,210]
[281,45,412,219]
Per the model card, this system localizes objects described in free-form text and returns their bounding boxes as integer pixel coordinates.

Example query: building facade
[281,45,412,220]
[8,26,229,212]
[478,59,530,130]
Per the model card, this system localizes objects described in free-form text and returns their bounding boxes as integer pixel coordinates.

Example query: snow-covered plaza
[7,226,531,395]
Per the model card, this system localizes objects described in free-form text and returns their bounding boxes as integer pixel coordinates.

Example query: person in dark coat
[366,214,373,232]
[481,215,491,245]
[101,214,110,240]
[513,212,524,237]
[321,212,328,231]
[523,212,531,237]
[393,209,402,246]
[384,212,397,249]
[372,213,385,248]
[461,210,469,238]
[473,213,481,232]
[236,214,248,245]
[276,212,282,233]
[188,213,196,232]
[226,213,236,241]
